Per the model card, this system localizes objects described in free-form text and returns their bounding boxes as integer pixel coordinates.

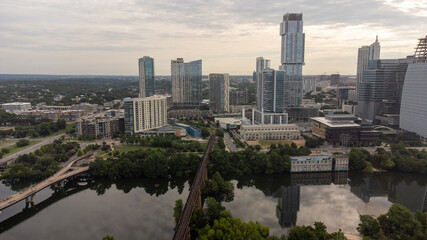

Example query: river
[0,172,426,239]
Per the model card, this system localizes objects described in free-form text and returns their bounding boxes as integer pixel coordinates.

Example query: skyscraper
[280,13,305,107]
[255,57,269,110]
[356,36,381,98]
[124,96,168,134]
[357,58,409,121]
[331,74,340,86]
[209,73,230,113]
[400,36,427,138]
[171,58,202,107]
[138,56,155,98]
[260,68,286,113]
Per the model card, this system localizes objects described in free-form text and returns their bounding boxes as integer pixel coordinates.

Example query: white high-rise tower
[280,13,305,107]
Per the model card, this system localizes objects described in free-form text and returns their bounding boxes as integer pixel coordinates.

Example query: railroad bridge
[172,134,216,240]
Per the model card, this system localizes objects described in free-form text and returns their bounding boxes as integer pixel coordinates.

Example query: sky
[1,0,426,76]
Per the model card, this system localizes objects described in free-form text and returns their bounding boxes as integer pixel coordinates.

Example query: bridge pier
[25,193,35,208]
[53,179,66,191]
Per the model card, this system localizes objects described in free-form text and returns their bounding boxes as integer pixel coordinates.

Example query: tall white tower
[280,13,305,107]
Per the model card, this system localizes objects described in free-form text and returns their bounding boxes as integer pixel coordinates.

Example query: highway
[0,134,65,165]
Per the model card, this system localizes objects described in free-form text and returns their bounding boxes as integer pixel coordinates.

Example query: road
[0,134,65,165]
[224,132,238,152]
[0,153,91,211]
[0,141,17,150]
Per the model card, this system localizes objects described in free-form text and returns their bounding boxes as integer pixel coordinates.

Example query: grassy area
[2,140,42,157]
[114,145,164,153]
[0,140,15,147]
[200,142,208,151]
[258,139,306,147]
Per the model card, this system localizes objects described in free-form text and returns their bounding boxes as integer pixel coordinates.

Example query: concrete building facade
[124,96,168,134]
[240,124,300,141]
[209,73,230,113]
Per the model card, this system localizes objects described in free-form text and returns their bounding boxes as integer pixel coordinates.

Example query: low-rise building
[291,156,333,172]
[17,110,88,122]
[240,124,301,141]
[311,114,379,146]
[1,102,31,111]
[167,108,202,120]
[76,115,124,138]
[335,156,350,171]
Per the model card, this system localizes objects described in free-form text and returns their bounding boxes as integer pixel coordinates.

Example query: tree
[288,225,316,240]
[378,204,423,240]
[202,172,234,202]
[142,152,168,178]
[1,148,10,154]
[174,199,183,224]
[102,236,115,240]
[255,145,262,151]
[89,158,111,178]
[357,215,381,239]
[215,129,224,137]
[16,139,30,147]
[349,148,369,171]
[201,128,210,138]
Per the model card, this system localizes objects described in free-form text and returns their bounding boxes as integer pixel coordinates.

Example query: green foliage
[215,129,224,137]
[217,137,225,150]
[202,172,234,202]
[174,199,183,224]
[288,222,346,240]
[349,148,369,172]
[201,128,210,139]
[357,215,382,239]
[142,152,168,178]
[16,139,30,147]
[363,161,374,174]
[378,204,423,240]
[1,148,10,154]
[102,235,115,240]
[209,144,308,176]
[90,158,112,178]
[198,210,272,240]
[89,149,202,180]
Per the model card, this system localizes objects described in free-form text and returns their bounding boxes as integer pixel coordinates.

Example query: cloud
[0,0,426,75]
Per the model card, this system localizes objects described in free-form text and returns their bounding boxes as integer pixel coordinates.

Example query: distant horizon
[1,1,426,75]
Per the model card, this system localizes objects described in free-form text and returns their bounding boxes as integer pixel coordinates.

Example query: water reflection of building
[350,176,427,212]
[275,186,300,227]
[274,172,348,227]
[389,180,427,212]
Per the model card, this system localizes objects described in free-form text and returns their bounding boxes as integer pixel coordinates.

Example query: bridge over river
[0,153,92,213]
[173,134,216,240]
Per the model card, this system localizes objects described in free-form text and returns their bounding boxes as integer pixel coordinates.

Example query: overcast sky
[1,0,426,76]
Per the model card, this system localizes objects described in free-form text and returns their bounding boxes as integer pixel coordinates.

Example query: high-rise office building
[260,68,286,113]
[280,13,305,107]
[255,57,269,110]
[138,56,155,98]
[400,36,427,138]
[124,96,168,134]
[356,36,381,98]
[302,77,317,94]
[331,74,340,86]
[171,58,202,107]
[209,73,230,113]
[357,58,410,121]
[229,90,250,105]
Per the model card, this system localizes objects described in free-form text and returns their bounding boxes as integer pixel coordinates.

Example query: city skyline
[1,0,426,76]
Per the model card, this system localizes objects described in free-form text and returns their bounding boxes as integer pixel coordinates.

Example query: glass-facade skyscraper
[356,36,381,99]
[280,13,305,107]
[261,68,285,113]
[357,58,410,121]
[171,58,202,107]
[138,56,155,98]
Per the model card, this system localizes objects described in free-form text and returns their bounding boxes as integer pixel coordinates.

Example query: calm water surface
[0,172,426,239]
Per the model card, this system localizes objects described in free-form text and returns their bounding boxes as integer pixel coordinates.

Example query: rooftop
[312,117,360,128]
[291,155,332,162]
